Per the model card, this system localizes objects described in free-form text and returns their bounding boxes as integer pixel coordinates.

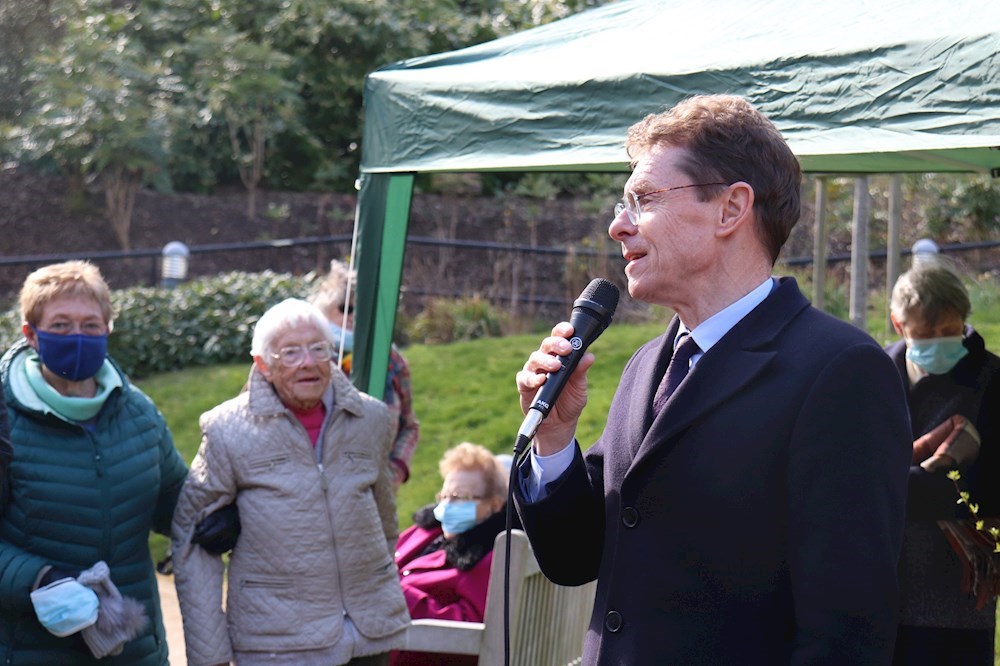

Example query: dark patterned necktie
[652,333,700,413]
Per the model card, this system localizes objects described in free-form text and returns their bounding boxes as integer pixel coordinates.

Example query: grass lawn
[137,279,1000,654]
[139,283,999,532]
[139,290,1000,527]
[137,321,669,560]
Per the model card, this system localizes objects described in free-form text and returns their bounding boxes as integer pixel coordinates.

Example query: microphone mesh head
[582,278,620,316]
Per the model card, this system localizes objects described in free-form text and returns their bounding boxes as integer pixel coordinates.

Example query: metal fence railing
[1,234,996,310]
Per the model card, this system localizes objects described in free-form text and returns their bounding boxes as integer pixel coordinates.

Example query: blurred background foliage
[0,271,315,377]
[3,0,998,254]
[0,0,609,246]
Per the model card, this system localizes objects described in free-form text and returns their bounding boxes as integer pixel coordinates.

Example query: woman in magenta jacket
[391,443,508,666]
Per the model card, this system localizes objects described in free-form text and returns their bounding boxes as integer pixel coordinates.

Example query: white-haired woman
[171,298,409,666]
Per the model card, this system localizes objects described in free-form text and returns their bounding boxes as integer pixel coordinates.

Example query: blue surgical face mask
[329,321,354,354]
[433,500,478,535]
[30,577,100,637]
[31,327,108,381]
[905,336,968,375]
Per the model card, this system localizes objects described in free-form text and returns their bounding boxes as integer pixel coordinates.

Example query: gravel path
[157,573,188,666]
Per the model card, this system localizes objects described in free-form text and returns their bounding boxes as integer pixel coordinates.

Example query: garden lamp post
[161,241,190,289]
[911,238,940,267]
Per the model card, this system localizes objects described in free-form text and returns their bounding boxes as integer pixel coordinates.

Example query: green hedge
[0,271,315,378]
[408,296,505,344]
[0,270,516,378]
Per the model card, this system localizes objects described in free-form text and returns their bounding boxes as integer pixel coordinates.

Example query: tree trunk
[252,114,265,222]
[226,110,263,221]
[104,165,141,250]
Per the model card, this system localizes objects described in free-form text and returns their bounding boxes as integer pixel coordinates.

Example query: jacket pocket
[350,557,410,638]
[343,450,372,465]
[340,450,379,486]
[228,575,299,641]
[247,454,291,472]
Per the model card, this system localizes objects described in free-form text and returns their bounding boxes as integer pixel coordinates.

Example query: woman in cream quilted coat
[171,298,409,666]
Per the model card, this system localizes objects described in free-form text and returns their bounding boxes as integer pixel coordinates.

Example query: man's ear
[716,182,755,239]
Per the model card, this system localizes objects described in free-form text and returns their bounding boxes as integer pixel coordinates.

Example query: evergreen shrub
[0,271,315,378]
[408,296,504,344]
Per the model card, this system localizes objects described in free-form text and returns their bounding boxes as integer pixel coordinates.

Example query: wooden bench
[402,528,597,665]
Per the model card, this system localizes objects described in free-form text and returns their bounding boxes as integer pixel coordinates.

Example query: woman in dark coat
[886,259,1000,666]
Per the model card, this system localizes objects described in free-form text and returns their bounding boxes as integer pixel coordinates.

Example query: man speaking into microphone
[513,95,911,665]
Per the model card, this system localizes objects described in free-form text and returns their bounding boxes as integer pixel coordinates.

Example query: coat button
[621,507,639,528]
[605,610,623,633]
[402,570,411,576]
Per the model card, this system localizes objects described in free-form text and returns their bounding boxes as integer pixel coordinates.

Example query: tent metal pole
[811,178,828,310]
[353,172,414,395]
[886,175,903,335]
[849,176,870,330]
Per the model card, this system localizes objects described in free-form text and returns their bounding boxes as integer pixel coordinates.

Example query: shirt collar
[680,277,774,353]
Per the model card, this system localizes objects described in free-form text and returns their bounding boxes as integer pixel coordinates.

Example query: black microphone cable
[503,444,526,666]
[502,278,619,666]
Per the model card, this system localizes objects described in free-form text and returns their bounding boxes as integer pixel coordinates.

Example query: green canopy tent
[351,0,1000,393]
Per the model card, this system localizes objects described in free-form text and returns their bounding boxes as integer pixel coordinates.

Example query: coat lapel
[629,278,811,474]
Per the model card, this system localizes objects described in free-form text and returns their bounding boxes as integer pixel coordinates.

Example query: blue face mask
[32,327,108,381]
[329,321,354,354]
[905,336,968,375]
[30,577,100,637]
[433,500,478,535]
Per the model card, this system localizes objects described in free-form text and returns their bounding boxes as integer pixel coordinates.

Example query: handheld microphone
[516,278,620,445]
[505,278,618,665]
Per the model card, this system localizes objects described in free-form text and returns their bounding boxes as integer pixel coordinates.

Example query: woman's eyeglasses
[271,342,333,367]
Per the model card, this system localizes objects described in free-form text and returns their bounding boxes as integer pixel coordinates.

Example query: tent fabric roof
[361,0,1000,175]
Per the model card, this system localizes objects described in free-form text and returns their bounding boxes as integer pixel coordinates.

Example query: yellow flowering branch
[947,469,1000,553]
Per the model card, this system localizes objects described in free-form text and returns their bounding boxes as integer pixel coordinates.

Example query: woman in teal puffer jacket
[0,260,187,665]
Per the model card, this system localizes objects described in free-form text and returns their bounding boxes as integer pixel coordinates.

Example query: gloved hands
[912,414,982,471]
[193,502,241,555]
[77,561,149,658]
[30,575,99,637]
[31,561,150,658]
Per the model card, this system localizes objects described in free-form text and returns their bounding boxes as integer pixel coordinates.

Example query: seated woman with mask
[391,443,509,666]
[886,258,1000,666]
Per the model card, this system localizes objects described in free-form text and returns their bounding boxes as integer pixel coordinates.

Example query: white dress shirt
[524,277,775,499]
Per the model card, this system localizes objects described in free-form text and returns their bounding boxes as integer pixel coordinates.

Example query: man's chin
[624,278,645,301]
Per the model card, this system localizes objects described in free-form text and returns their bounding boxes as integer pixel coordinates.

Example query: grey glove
[76,561,149,659]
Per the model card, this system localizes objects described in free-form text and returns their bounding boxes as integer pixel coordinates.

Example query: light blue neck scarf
[23,352,120,422]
